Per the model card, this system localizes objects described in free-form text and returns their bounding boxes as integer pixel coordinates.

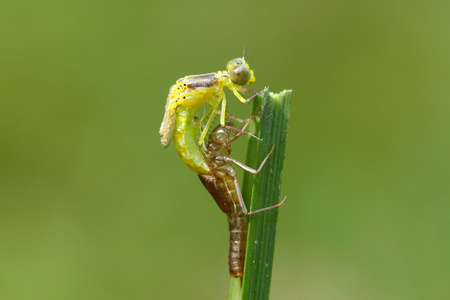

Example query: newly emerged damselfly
[159,58,262,174]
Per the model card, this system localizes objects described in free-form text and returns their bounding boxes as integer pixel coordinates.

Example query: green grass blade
[242,90,292,300]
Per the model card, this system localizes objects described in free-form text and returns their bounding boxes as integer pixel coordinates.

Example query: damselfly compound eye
[227,58,251,86]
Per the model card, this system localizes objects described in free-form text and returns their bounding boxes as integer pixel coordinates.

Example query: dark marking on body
[186,73,218,88]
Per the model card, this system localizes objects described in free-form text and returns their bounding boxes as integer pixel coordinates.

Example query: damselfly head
[227,58,255,86]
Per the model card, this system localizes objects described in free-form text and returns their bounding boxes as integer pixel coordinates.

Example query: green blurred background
[1,1,449,299]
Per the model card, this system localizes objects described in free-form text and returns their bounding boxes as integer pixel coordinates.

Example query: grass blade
[241,90,292,300]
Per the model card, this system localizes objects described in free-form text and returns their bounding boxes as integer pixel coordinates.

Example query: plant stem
[241,90,292,300]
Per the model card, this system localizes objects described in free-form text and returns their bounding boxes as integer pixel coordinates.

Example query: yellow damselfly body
[159,58,263,174]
